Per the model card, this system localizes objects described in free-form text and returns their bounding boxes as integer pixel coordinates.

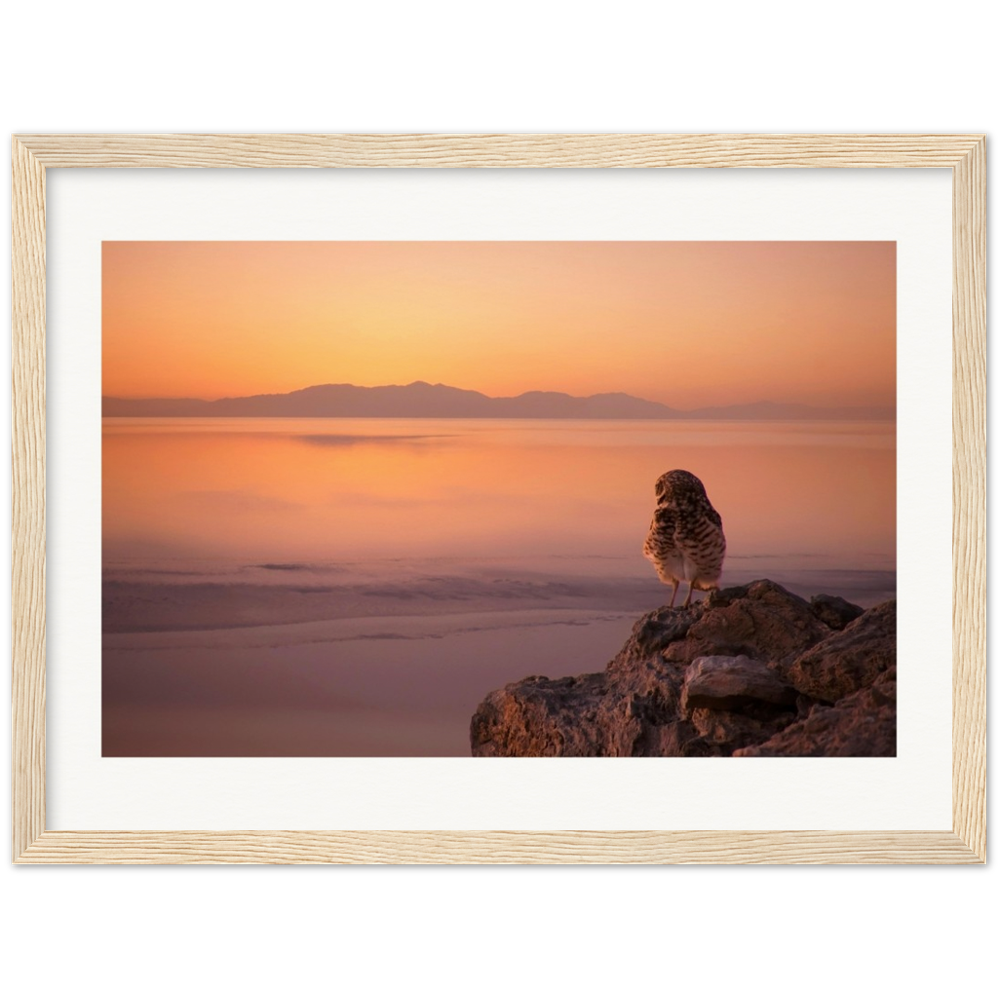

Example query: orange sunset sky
[102,241,896,409]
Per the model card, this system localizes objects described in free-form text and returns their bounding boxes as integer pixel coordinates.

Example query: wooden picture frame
[11,133,986,864]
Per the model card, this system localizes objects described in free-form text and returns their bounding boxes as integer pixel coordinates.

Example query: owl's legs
[684,581,719,608]
[668,580,679,608]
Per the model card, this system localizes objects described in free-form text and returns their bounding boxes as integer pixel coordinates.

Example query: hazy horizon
[102,376,894,411]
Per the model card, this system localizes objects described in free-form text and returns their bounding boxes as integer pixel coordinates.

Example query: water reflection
[104,417,895,576]
[102,417,895,756]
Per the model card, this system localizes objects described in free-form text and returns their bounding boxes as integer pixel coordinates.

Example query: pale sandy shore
[103,609,636,756]
[102,567,895,756]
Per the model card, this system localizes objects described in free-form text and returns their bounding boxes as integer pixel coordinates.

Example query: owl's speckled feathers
[643,470,726,608]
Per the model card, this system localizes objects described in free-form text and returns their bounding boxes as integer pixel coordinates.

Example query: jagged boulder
[735,668,897,757]
[469,580,896,758]
[784,600,896,703]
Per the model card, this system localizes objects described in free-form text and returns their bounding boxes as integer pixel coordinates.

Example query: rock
[784,600,896,703]
[688,705,798,753]
[470,672,614,757]
[654,580,831,666]
[681,655,798,714]
[734,668,896,757]
[810,594,864,630]
[469,579,896,758]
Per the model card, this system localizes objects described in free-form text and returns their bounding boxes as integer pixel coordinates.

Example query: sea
[102,417,896,756]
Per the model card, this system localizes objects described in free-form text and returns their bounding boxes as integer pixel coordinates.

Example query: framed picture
[11,134,985,863]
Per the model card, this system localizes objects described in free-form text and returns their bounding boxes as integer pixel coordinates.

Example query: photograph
[101,239,897,758]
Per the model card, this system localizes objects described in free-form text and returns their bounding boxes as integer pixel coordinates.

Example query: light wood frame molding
[11,132,986,864]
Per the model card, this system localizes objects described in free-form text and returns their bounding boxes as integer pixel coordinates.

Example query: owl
[643,469,726,608]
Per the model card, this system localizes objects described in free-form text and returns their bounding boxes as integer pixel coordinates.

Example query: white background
[48,167,952,832]
[0,0,997,123]
[5,867,996,1000]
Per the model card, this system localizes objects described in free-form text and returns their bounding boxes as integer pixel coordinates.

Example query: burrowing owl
[643,470,726,608]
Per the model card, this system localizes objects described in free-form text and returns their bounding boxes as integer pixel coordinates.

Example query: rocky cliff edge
[470,580,896,757]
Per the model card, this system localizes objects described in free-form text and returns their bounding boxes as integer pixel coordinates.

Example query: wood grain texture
[952,138,988,861]
[14,132,985,169]
[9,133,987,863]
[15,830,982,865]
[11,138,47,863]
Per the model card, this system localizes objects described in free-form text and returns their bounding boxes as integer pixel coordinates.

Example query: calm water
[103,418,895,755]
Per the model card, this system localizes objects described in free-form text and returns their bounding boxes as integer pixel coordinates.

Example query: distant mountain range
[102,381,894,421]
